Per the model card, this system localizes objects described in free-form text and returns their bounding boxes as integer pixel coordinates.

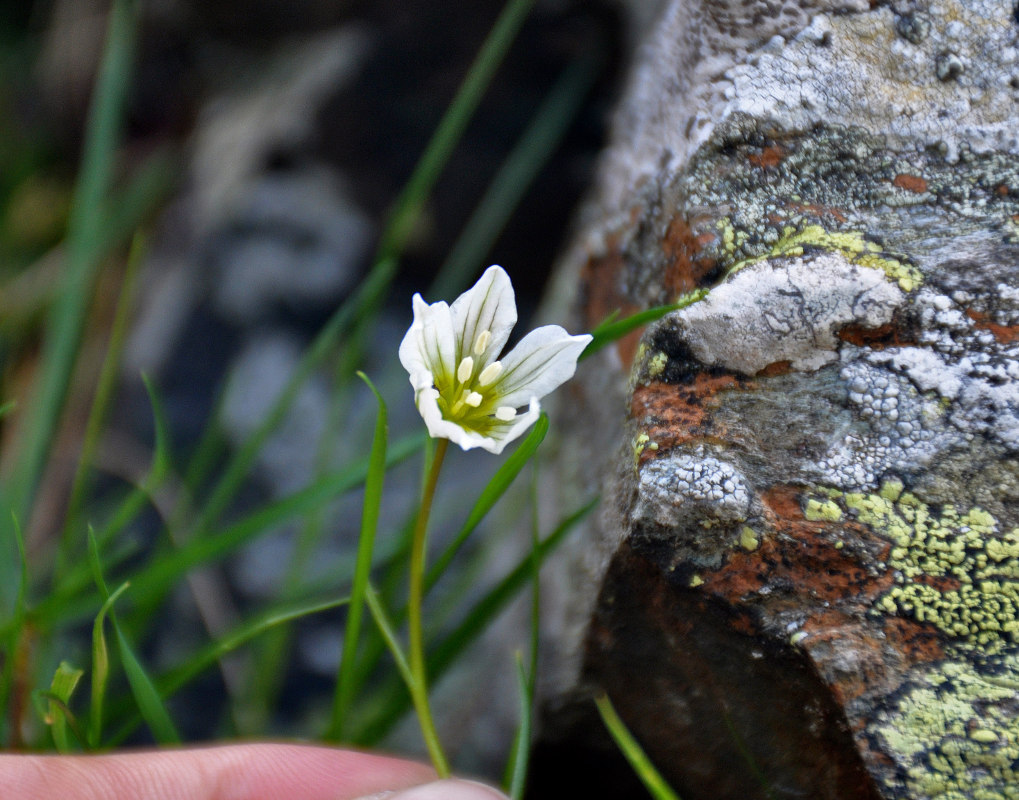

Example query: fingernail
[359,778,507,800]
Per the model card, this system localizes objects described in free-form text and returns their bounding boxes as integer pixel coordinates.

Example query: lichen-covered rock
[533,0,1019,797]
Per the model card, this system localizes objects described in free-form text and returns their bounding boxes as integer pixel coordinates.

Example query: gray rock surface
[533,0,1019,797]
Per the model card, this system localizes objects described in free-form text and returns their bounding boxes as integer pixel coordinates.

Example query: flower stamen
[477,361,502,386]
[465,391,483,408]
[473,330,491,356]
[495,406,516,421]
[457,356,474,384]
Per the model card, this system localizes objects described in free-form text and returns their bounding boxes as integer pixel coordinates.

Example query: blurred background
[0,0,626,777]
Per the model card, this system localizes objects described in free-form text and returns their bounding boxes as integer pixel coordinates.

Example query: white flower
[399,265,592,454]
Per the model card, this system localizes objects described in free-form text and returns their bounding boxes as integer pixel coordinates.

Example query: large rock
[532,0,1019,797]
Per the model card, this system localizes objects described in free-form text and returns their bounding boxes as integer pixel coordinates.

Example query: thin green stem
[408,437,450,777]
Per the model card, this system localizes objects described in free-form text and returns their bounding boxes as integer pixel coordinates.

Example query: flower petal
[491,326,592,409]
[449,265,517,365]
[399,294,457,393]
[415,387,500,451]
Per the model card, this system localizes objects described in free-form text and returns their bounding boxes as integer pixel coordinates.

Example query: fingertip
[367,778,508,800]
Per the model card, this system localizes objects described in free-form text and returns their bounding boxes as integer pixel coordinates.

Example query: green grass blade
[0,0,141,605]
[504,462,541,796]
[355,496,597,745]
[363,583,414,690]
[594,692,682,800]
[0,514,30,745]
[112,621,179,744]
[58,233,146,573]
[328,373,389,741]
[139,375,173,485]
[45,662,84,753]
[88,528,179,744]
[191,258,396,539]
[426,414,548,590]
[505,653,533,799]
[89,581,129,748]
[86,373,172,551]
[377,0,537,262]
[428,498,594,681]
[127,431,422,613]
[34,692,87,751]
[106,594,350,746]
[429,49,603,299]
[95,147,178,251]
[581,290,708,361]
[15,432,425,638]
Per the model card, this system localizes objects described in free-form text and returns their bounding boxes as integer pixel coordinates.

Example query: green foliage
[43,662,85,753]
[0,0,647,794]
[583,289,709,361]
[595,693,683,800]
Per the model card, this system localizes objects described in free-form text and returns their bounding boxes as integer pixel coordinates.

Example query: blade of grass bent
[88,530,179,744]
[89,581,130,748]
[43,663,85,753]
[327,374,389,741]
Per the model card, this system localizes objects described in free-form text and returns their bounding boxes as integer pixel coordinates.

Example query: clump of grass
[0,0,696,793]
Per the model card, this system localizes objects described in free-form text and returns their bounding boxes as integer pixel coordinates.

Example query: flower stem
[408,437,451,777]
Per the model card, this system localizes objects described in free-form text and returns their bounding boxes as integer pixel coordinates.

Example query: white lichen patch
[672,253,903,375]
[632,447,752,530]
[725,0,1019,162]
[813,357,960,489]
[872,657,1019,799]
[592,0,871,214]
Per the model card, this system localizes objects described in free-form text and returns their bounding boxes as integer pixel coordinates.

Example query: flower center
[443,329,516,424]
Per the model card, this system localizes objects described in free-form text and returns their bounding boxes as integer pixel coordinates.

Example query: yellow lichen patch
[813,482,1019,652]
[689,574,704,588]
[804,497,844,522]
[726,223,923,292]
[631,432,658,467]
[739,525,760,552]
[874,657,1019,799]
[647,351,668,378]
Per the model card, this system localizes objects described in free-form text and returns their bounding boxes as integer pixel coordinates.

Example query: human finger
[0,743,450,800]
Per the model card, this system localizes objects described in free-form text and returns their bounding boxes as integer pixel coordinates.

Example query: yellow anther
[465,391,483,407]
[457,356,474,383]
[478,361,502,386]
[495,406,516,421]
[473,330,491,356]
